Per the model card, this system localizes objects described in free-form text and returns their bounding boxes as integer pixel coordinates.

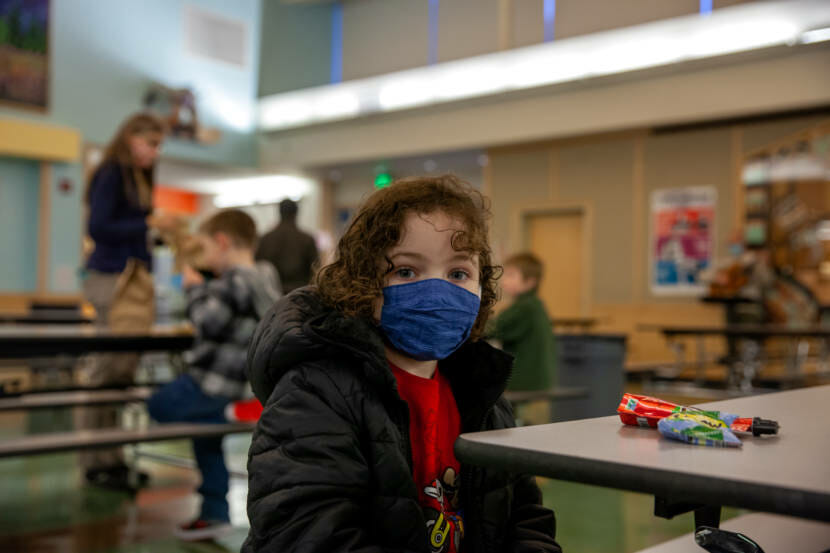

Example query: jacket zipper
[397,399,414,474]
[460,405,494,553]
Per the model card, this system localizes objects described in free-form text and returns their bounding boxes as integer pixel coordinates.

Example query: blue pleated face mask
[380,278,481,361]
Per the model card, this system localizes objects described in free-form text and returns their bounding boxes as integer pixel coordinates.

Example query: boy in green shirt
[490,253,556,423]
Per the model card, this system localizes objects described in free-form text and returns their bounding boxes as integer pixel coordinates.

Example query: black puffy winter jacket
[243,288,562,553]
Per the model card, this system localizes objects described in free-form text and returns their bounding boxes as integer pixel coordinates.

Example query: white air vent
[185,5,247,67]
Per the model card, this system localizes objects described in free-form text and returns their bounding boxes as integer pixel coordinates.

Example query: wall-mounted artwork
[0,0,49,110]
[651,187,717,296]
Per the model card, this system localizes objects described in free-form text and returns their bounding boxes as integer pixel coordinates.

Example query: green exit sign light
[374,172,393,188]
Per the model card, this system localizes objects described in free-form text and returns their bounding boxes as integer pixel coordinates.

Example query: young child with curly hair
[243,175,561,553]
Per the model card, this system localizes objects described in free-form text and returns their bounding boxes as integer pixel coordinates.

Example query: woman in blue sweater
[81,112,173,490]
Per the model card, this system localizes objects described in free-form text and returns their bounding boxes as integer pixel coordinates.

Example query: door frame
[511,201,593,316]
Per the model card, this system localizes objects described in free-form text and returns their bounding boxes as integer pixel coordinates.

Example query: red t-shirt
[390,362,464,553]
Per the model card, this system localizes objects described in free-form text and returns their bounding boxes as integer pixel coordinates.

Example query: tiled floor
[0,389,744,553]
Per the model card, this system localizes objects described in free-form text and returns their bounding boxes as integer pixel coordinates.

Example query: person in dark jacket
[255,198,318,293]
[244,175,561,553]
[80,112,177,490]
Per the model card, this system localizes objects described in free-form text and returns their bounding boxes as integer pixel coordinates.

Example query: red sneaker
[174,518,231,541]
[225,397,263,422]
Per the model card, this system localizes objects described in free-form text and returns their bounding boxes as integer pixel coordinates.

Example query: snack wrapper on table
[617,393,779,448]
[657,412,743,447]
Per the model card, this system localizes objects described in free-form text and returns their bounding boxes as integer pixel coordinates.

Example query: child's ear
[214,232,231,250]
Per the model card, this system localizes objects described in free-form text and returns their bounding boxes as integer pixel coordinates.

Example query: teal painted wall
[0,0,263,294]
[48,163,84,293]
[0,0,262,167]
[0,158,40,292]
[258,1,332,97]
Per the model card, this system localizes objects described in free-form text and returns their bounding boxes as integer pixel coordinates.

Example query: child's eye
[395,267,416,279]
[449,269,470,281]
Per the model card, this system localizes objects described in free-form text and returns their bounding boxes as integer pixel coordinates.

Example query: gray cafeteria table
[635,513,830,553]
[0,324,194,359]
[456,385,830,527]
[0,422,254,458]
[650,324,830,389]
[0,387,153,411]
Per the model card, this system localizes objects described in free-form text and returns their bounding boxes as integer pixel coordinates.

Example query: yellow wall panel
[0,118,81,162]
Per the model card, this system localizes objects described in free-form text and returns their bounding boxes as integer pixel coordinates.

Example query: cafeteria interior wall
[740,113,830,155]
[260,47,830,170]
[326,151,486,221]
[488,143,553,261]
[0,159,40,293]
[554,0,698,40]
[257,0,332,96]
[491,111,830,363]
[436,0,501,63]
[713,0,755,8]
[341,0,429,80]
[334,0,752,82]
[511,0,545,48]
[556,135,637,305]
[0,0,262,167]
[47,163,84,294]
[485,112,829,364]
[640,127,735,302]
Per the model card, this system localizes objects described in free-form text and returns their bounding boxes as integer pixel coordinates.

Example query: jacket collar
[441,341,513,429]
[306,307,513,427]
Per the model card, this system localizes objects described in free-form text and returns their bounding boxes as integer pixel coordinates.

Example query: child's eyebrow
[390,251,476,265]
[449,253,476,263]
[389,251,427,261]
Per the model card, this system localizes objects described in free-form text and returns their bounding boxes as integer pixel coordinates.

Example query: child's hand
[182,265,205,288]
[147,211,181,232]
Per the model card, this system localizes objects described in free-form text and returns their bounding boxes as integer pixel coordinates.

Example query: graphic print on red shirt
[390,362,464,553]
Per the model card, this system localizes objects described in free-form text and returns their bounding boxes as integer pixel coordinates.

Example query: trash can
[553,333,627,422]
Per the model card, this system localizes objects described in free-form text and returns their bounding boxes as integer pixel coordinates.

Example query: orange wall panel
[154,186,199,215]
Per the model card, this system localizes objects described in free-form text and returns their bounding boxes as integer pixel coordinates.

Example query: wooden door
[528,211,584,317]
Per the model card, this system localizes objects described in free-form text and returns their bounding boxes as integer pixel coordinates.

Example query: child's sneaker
[225,397,263,422]
[174,519,232,541]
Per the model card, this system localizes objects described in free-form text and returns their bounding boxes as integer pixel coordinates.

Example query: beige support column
[498,0,513,50]
[37,163,52,294]
[731,127,745,232]
[317,179,337,267]
[482,151,493,200]
[631,134,646,303]
[318,179,335,236]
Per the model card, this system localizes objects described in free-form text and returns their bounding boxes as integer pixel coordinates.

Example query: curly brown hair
[315,174,500,340]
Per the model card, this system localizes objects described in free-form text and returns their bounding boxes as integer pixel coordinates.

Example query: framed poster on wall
[651,187,716,296]
[0,0,49,110]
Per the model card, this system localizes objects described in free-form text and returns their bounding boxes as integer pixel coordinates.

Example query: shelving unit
[740,120,830,307]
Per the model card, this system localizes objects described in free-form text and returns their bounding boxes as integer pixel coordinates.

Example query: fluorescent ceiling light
[800,26,830,44]
[210,175,314,208]
[378,78,434,110]
[258,0,830,131]
[314,91,360,119]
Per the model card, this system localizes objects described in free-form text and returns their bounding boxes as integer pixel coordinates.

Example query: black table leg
[655,496,721,529]
[694,504,722,529]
